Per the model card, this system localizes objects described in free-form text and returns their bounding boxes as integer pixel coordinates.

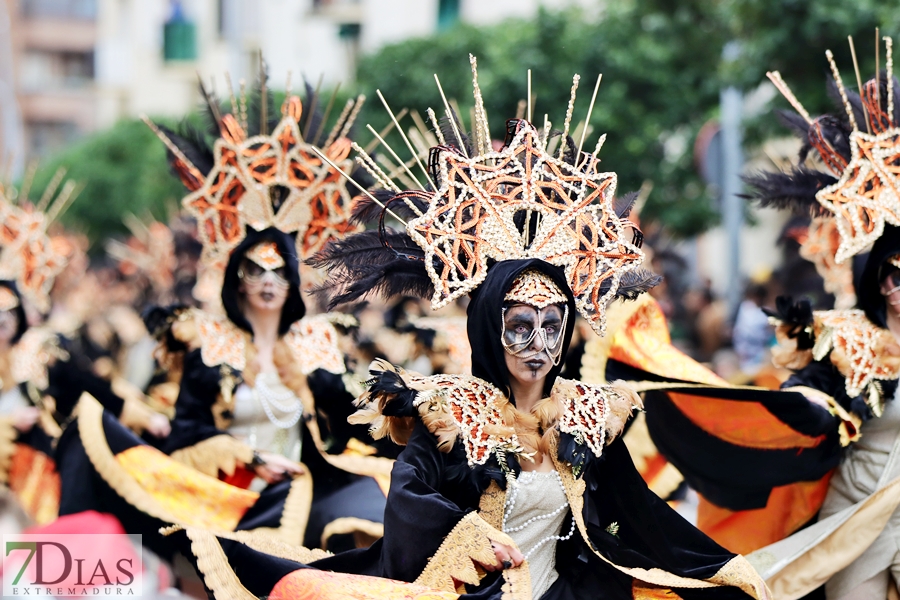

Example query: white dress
[503,470,575,599]
[229,371,303,491]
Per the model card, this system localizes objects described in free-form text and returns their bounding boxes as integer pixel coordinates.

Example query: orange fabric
[697,473,834,555]
[608,299,726,386]
[221,466,256,490]
[632,582,684,599]
[115,445,258,531]
[668,392,825,450]
[8,443,60,525]
[269,569,459,600]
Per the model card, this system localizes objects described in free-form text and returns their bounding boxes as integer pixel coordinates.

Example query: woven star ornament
[809,52,900,263]
[0,187,72,313]
[406,119,645,335]
[151,91,363,281]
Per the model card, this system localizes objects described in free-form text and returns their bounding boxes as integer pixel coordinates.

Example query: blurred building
[0,0,594,167]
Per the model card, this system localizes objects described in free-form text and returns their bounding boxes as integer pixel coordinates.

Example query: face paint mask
[881,267,900,308]
[238,242,291,289]
[501,303,568,365]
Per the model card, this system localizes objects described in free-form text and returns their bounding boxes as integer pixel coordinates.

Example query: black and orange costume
[171,58,771,600]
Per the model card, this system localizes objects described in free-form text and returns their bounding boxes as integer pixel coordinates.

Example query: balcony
[20,0,97,19]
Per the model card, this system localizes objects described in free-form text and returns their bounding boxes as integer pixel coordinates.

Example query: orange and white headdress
[145,71,365,301]
[313,55,658,335]
[0,172,78,313]
[747,37,900,297]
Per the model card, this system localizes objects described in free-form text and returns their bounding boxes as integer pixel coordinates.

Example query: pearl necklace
[253,372,304,429]
[502,470,576,560]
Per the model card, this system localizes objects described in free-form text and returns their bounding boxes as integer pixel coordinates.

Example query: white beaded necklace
[252,372,304,429]
[502,470,577,560]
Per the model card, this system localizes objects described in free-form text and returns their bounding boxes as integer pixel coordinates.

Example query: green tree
[27,119,186,244]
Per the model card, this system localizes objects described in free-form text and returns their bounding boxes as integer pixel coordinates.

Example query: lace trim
[319,517,384,549]
[413,512,531,599]
[169,434,254,478]
[184,528,257,600]
[0,417,17,484]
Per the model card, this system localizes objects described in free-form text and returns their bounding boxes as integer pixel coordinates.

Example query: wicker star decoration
[181,96,363,270]
[0,202,68,313]
[406,120,644,334]
[816,129,900,263]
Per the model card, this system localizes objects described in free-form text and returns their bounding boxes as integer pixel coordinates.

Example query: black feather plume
[614,191,639,219]
[741,167,837,212]
[611,268,662,301]
[156,124,215,181]
[308,230,435,308]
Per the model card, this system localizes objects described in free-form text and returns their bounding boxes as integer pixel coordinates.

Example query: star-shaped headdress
[748,37,900,269]
[145,70,365,299]
[313,56,657,335]
[0,170,79,313]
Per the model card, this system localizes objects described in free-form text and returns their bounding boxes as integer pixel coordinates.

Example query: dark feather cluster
[362,368,418,417]
[742,167,837,212]
[141,304,190,352]
[309,229,435,309]
[763,295,815,350]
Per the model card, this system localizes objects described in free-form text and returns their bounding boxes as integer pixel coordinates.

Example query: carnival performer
[0,179,168,526]
[61,73,394,559]
[173,57,771,600]
[640,41,900,599]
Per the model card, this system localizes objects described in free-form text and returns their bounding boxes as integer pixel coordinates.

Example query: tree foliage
[28,119,186,244]
[25,1,900,243]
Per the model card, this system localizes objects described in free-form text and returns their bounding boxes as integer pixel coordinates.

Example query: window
[28,121,79,157]
[164,2,197,61]
[437,0,460,31]
[20,50,94,90]
[20,0,97,19]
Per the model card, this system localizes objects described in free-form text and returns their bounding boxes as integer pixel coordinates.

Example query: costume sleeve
[163,350,253,475]
[377,421,468,582]
[47,357,125,419]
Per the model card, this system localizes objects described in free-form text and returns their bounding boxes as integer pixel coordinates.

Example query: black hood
[857,225,900,328]
[221,227,306,336]
[467,259,576,404]
[0,281,28,344]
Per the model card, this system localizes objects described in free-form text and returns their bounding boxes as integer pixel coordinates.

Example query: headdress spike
[848,36,871,134]
[765,71,812,124]
[558,74,581,160]
[825,49,858,131]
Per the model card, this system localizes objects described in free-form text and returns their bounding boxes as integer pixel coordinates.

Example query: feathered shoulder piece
[767,297,900,416]
[351,359,641,473]
[163,307,346,375]
[313,56,659,336]
[9,326,68,390]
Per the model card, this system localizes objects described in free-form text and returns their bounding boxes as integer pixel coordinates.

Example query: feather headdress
[312,56,658,335]
[144,69,366,299]
[0,170,79,313]
[746,39,900,265]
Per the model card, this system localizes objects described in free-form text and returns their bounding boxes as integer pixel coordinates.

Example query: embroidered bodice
[230,372,303,467]
[503,470,573,599]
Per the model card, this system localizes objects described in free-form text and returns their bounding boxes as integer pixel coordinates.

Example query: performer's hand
[145,413,171,438]
[12,407,40,432]
[477,542,524,572]
[253,452,305,483]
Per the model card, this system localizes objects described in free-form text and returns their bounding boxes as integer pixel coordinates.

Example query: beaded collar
[186,308,346,375]
[354,360,641,467]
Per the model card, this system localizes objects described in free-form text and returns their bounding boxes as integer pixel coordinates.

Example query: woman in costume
[641,43,900,599]
[62,76,394,558]
[175,59,770,600]
[0,182,168,525]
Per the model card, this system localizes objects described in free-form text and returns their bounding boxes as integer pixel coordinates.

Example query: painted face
[502,303,567,385]
[880,265,900,315]
[238,242,290,313]
[0,309,19,345]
